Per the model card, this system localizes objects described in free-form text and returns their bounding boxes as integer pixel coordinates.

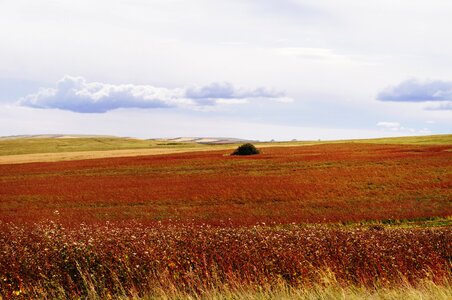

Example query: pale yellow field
[0,143,320,164]
[0,146,237,164]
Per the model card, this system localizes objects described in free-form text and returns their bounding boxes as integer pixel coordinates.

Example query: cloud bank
[426,102,452,111]
[378,79,452,102]
[377,79,452,110]
[19,76,290,113]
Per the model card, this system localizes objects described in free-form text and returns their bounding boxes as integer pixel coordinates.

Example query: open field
[0,136,451,299]
[0,134,450,165]
[0,147,237,165]
[265,134,452,147]
[337,134,452,145]
[1,143,450,225]
[0,137,216,154]
[0,137,237,165]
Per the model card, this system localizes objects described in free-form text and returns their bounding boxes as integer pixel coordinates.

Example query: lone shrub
[232,143,260,156]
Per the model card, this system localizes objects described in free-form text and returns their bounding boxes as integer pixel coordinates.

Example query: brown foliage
[0,222,450,298]
[0,144,450,226]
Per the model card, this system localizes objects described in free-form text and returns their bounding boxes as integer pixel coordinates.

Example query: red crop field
[1,222,450,298]
[0,143,450,225]
[0,143,451,298]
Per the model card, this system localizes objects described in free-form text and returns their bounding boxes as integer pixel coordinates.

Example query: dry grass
[140,280,452,300]
[9,275,452,299]
[0,146,236,165]
[1,221,450,299]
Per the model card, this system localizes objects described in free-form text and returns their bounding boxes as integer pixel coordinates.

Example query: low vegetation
[0,222,450,299]
[1,143,450,225]
[0,136,450,299]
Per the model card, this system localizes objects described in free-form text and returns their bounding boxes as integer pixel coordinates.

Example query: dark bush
[232,143,260,156]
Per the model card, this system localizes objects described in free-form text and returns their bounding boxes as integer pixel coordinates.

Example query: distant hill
[0,134,256,144]
[152,137,258,145]
[0,134,121,140]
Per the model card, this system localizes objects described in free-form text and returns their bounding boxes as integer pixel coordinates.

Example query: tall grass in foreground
[0,221,450,299]
[129,280,452,300]
[9,276,452,299]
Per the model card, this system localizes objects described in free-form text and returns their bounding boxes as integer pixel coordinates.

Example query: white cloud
[185,82,283,100]
[426,101,452,111]
[376,121,402,131]
[19,76,291,113]
[378,79,452,102]
[376,121,431,134]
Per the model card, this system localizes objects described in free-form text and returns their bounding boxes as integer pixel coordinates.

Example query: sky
[0,0,451,141]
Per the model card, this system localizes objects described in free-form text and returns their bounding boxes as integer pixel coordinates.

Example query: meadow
[0,137,207,156]
[0,137,229,165]
[0,135,451,299]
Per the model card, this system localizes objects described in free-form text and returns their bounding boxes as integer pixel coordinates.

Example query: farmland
[0,136,451,299]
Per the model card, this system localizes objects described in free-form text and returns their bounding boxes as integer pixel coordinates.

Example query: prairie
[0,137,229,164]
[0,135,451,299]
[0,142,450,225]
[1,134,450,164]
[0,137,204,156]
